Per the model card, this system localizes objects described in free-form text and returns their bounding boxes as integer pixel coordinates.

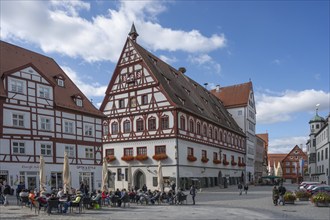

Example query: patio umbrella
[157,161,164,192]
[39,155,46,194]
[277,162,283,177]
[127,164,132,190]
[101,157,108,192]
[63,152,72,194]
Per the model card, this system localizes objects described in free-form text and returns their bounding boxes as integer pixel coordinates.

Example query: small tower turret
[128,23,139,42]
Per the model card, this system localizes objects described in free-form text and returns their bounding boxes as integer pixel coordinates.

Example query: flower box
[201,157,209,163]
[121,155,134,161]
[187,155,197,162]
[238,162,246,167]
[106,155,116,162]
[223,160,229,166]
[231,161,237,166]
[135,155,148,161]
[152,153,168,161]
[213,159,221,164]
[311,192,330,205]
[284,191,296,203]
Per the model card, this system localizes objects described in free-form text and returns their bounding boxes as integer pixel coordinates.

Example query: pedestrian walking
[190,185,197,205]
[278,184,286,205]
[238,182,243,195]
[272,186,279,206]
[244,184,249,195]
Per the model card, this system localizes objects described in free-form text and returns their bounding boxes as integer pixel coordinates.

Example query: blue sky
[1,0,329,153]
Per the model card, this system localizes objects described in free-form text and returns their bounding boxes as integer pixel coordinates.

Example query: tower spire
[128,23,139,42]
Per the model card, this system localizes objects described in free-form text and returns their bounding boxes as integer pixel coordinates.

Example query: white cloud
[188,54,221,74]
[1,0,226,63]
[269,136,308,153]
[61,66,107,98]
[256,89,330,124]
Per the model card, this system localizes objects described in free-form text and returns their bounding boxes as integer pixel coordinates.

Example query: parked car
[306,184,325,193]
[311,185,330,195]
[299,182,320,189]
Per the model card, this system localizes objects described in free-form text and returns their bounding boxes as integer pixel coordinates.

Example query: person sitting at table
[47,194,59,214]
[62,191,82,213]
[90,190,101,208]
[57,187,65,198]
[38,192,48,207]
[118,188,129,207]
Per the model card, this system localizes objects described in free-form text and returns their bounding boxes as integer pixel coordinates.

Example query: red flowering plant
[135,155,148,161]
[152,153,168,161]
[231,161,237,166]
[121,155,134,161]
[106,155,116,162]
[223,160,229,166]
[201,157,209,163]
[213,159,221,164]
[187,155,197,162]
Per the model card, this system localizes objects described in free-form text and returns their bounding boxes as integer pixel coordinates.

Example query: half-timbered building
[101,25,246,190]
[0,41,105,192]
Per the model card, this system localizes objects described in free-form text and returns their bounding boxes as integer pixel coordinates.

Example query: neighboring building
[255,134,266,182]
[101,25,246,191]
[0,41,105,191]
[211,81,256,183]
[281,145,308,183]
[267,153,286,176]
[307,109,330,183]
[257,133,269,177]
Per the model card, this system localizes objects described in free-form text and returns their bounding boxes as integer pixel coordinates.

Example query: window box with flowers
[213,159,221,164]
[201,157,209,163]
[187,155,197,162]
[106,155,116,162]
[238,162,246,167]
[135,155,148,161]
[152,153,168,161]
[231,161,237,166]
[223,160,229,166]
[121,155,134,161]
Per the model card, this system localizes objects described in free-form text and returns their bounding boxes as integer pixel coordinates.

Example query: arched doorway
[134,169,146,190]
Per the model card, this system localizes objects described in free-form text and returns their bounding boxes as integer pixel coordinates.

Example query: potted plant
[135,155,148,161]
[311,192,330,207]
[231,161,237,166]
[223,160,229,166]
[284,191,296,204]
[106,155,116,162]
[295,189,311,201]
[187,155,197,162]
[152,153,168,161]
[201,157,209,163]
[213,159,221,164]
[121,155,134,161]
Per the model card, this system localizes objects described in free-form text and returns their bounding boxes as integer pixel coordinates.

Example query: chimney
[216,84,220,92]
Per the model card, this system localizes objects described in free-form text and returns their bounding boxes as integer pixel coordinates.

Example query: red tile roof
[210,81,253,108]
[0,41,105,117]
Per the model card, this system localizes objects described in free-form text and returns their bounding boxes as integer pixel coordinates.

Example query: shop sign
[76,165,96,170]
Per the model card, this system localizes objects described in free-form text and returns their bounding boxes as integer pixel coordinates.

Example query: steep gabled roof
[210,81,253,108]
[268,153,286,168]
[0,40,104,117]
[282,145,307,162]
[128,39,244,135]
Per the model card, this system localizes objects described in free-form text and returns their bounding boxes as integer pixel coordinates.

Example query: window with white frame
[84,124,93,137]
[57,79,64,87]
[13,142,25,154]
[12,113,25,127]
[10,79,24,93]
[65,145,75,158]
[39,86,50,99]
[64,121,74,134]
[40,117,51,131]
[41,144,52,156]
[85,147,94,159]
[76,98,83,107]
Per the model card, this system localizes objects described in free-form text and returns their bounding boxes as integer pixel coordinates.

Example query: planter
[106,155,116,162]
[135,155,148,161]
[213,159,221,164]
[315,202,329,207]
[152,153,168,161]
[201,157,209,163]
[298,197,309,201]
[121,155,134,161]
[231,161,237,166]
[223,161,229,166]
[285,200,295,204]
[187,155,197,162]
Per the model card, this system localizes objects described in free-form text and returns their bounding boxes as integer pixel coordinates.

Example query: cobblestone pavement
[1,183,329,220]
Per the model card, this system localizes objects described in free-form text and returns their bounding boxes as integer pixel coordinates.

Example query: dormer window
[54,75,65,87]
[72,94,83,107]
